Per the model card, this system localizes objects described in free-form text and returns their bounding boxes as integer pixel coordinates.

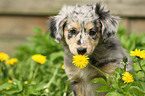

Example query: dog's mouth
[77,48,87,55]
[68,44,95,56]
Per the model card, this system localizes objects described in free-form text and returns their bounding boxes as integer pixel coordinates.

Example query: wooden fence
[0,0,145,55]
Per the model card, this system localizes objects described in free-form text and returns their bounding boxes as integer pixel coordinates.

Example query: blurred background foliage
[118,25,145,52]
[0,25,145,96]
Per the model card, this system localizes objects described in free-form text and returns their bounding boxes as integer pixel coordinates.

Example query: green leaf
[136,34,145,42]
[50,51,64,62]
[33,27,42,36]
[92,78,108,85]
[121,83,132,92]
[113,72,121,81]
[105,73,111,85]
[140,81,145,91]
[129,41,135,51]
[115,67,124,73]
[26,36,38,42]
[129,32,136,40]
[133,62,141,72]
[125,40,131,50]
[112,82,120,91]
[130,81,145,96]
[0,80,22,95]
[140,60,145,66]
[136,71,144,78]
[113,67,123,81]
[95,86,111,92]
[141,37,145,46]
[130,86,145,94]
[120,36,128,49]
[133,60,145,72]
[106,92,124,96]
[13,79,23,91]
[0,83,14,90]
[35,82,47,91]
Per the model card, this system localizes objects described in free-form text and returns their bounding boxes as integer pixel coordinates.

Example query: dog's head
[48,3,119,55]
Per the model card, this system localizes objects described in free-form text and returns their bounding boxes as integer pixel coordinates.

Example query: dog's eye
[69,29,77,34]
[89,29,96,36]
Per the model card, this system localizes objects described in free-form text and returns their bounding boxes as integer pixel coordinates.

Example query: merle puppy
[48,3,132,96]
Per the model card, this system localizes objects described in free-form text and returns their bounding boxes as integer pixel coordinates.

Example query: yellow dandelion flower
[5,58,18,65]
[130,49,141,56]
[122,72,134,83]
[6,87,11,90]
[8,80,13,83]
[32,54,47,64]
[72,55,89,69]
[130,49,145,59]
[0,53,9,62]
[139,50,145,59]
[62,65,65,70]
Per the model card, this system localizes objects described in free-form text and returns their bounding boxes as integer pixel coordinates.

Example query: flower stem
[124,64,127,72]
[43,66,59,89]
[88,63,106,77]
[137,59,145,74]
[32,63,39,79]
[0,61,2,80]
[0,61,7,80]
[11,66,15,79]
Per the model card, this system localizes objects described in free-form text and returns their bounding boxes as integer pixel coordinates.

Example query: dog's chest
[65,65,99,82]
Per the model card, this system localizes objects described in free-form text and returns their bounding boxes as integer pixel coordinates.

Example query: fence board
[0,0,145,17]
[0,38,29,55]
[129,19,145,34]
[0,16,48,38]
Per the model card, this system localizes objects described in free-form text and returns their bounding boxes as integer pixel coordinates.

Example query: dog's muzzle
[77,48,87,55]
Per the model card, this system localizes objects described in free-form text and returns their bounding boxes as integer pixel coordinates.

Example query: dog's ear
[48,16,67,43]
[95,3,119,41]
[48,17,57,39]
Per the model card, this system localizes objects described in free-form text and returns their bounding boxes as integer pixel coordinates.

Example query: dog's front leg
[70,81,84,96]
[70,80,107,96]
[70,81,77,96]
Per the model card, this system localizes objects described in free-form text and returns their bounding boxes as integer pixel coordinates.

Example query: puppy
[48,3,132,96]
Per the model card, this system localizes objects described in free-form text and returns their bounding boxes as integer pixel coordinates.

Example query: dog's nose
[77,48,87,55]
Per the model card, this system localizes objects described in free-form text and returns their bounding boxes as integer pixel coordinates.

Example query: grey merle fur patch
[48,3,119,42]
